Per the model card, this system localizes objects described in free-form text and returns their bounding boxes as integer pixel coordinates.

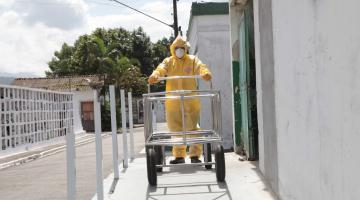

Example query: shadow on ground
[146,165,233,200]
[146,180,233,200]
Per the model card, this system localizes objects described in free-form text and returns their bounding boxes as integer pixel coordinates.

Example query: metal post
[94,90,104,200]
[173,0,179,37]
[120,89,129,168]
[109,86,119,179]
[128,92,135,159]
[152,104,157,133]
[66,106,76,200]
[180,94,186,144]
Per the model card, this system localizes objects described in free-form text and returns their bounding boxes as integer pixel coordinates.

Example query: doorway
[81,101,94,132]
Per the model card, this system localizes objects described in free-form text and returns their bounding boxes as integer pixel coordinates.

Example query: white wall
[255,0,360,199]
[188,15,234,150]
[0,85,73,150]
[73,90,93,134]
[253,0,279,194]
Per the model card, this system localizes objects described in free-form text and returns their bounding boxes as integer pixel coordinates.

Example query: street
[0,127,146,200]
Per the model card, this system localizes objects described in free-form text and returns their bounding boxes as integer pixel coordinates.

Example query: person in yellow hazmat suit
[148,36,212,164]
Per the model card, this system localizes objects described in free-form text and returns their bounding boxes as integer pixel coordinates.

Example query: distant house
[12,75,103,133]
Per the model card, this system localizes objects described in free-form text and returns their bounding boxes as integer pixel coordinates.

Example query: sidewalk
[0,133,99,170]
[94,153,278,200]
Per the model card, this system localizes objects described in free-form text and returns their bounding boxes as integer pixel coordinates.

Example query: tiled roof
[11,75,104,92]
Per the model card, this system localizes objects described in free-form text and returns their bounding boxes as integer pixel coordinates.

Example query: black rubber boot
[170,157,185,164]
[190,156,202,163]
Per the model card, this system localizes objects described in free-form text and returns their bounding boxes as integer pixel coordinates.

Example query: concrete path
[0,127,145,200]
[94,153,278,200]
[0,124,278,200]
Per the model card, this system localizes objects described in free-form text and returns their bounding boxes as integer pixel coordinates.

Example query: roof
[190,2,229,16]
[187,2,229,38]
[11,75,103,92]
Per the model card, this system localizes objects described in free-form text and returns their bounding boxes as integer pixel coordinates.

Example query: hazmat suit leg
[166,98,202,158]
[189,144,203,158]
[172,140,202,158]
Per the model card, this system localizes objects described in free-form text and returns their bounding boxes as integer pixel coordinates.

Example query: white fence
[66,86,135,200]
[0,85,73,151]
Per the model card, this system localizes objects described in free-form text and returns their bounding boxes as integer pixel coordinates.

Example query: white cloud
[12,0,88,30]
[0,0,218,76]
[0,0,14,8]
[0,10,84,76]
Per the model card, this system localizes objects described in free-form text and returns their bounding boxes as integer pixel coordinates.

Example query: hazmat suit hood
[170,36,188,59]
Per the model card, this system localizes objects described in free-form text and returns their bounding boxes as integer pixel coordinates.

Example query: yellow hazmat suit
[148,36,212,158]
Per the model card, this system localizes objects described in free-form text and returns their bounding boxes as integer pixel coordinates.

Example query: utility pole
[173,0,179,37]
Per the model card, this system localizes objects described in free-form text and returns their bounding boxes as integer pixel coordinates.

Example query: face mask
[175,48,185,58]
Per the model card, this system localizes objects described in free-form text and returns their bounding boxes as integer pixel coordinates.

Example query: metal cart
[143,75,225,186]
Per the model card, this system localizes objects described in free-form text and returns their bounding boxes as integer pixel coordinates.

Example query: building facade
[187,2,234,150]
[12,75,102,133]
[231,0,360,199]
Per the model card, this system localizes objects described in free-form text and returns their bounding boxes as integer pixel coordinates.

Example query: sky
[0,0,226,77]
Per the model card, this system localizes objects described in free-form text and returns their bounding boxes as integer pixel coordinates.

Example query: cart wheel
[204,143,212,169]
[215,144,226,182]
[154,146,163,172]
[146,148,157,186]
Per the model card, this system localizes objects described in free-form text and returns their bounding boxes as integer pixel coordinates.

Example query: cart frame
[143,76,226,185]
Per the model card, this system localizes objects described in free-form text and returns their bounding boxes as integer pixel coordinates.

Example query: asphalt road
[0,127,146,200]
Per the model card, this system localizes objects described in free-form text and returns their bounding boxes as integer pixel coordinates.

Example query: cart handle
[157,75,202,81]
[148,75,213,93]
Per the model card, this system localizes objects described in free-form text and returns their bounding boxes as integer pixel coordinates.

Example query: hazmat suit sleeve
[194,57,212,81]
[148,58,170,84]
[152,58,170,77]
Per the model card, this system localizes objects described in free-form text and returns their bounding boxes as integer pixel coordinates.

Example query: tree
[106,56,147,95]
[46,43,74,77]
[152,36,174,65]
[46,26,172,93]
[46,35,111,76]
[46,27,174,129]
[72,35,108,75]
[131,27,155,76]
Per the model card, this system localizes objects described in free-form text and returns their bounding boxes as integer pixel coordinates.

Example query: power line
[84,0,121,7]
[108,0,174,29]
